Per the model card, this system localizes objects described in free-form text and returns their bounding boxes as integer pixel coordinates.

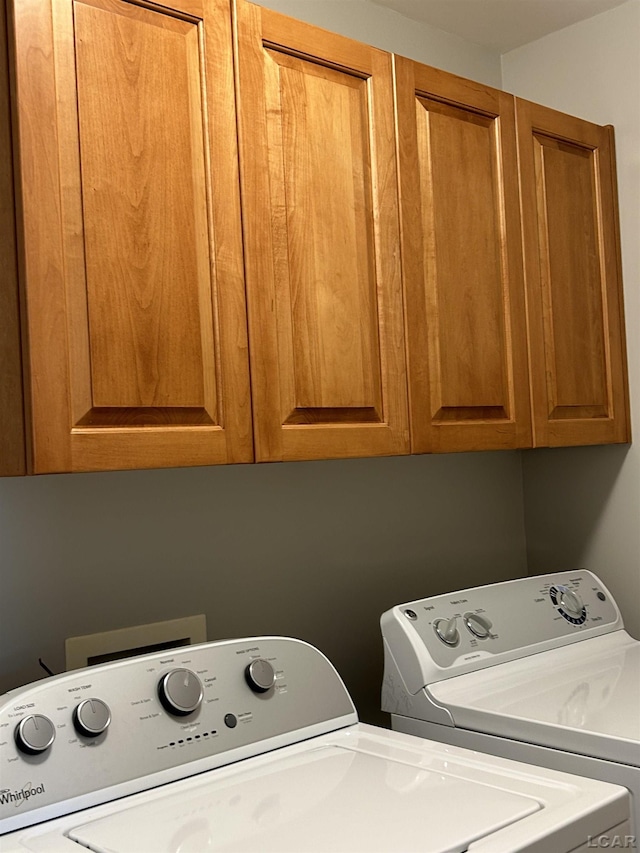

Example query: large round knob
[15,714,56,755]
[73,698,111,738]
[464,612,492,639]
[245,659,276,693]
[559,587,584,619]
[434,617,460,646]
[158,669,203,716]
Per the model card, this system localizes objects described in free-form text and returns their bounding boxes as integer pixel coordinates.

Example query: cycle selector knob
[559,587,584,618]
[245,659,276,693]
[434,617,460,646]
[158,669,203,716]
[464,612,493,639]
[73,698,111,737]
[550,584,587,624]
[15,714,56,755]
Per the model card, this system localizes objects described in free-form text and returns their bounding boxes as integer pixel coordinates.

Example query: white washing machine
[381,570,640,846]
[1,635,632,852]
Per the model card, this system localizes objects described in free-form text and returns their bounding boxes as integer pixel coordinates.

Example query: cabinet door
[395,57,531,453]
[234,1,409,462]
[517,99,630,447]
[11,0,252,473]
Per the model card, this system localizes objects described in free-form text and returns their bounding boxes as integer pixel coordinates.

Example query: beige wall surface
[502,0,640,639]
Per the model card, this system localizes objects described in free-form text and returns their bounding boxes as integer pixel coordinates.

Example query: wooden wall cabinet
[2,0,253,474]
[1,0,630,476]
[3,0,410,474]
[394,56,630,454]
[234,2,409,462]
[516,99,630,447]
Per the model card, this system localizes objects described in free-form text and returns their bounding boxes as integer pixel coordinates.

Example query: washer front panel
[0,638,356,834]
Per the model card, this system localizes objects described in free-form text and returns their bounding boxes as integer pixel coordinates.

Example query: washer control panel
[0,638,356,834]
[381,571,623,690]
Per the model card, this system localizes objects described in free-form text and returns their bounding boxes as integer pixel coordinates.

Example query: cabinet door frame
[0,0,26,476]
[395,56,532,453]
[234,0,409,462]
[10,0,252,473]
[516,98,630,447]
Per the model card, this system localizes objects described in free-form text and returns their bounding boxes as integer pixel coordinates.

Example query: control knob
[433,617,460,646]
[158,669,203,716]
[14,714,56,755]
[559,587,584,619]
[245,659,276,693]
[464,612,493,639]
[550,585,587,624]
[73,698,111,737]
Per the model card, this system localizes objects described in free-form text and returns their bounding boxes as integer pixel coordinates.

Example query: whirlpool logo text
[0,783,46,808]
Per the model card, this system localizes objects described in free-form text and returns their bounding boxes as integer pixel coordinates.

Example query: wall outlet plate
[65,615,207,670]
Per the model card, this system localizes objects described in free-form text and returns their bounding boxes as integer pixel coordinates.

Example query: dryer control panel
[0,637,357,835]
[381,570,624,696]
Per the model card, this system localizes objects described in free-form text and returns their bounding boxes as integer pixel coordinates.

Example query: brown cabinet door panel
[395,58,531,453]
[12,0,252,472]
[235,1,409,461]
[517,99,630,447]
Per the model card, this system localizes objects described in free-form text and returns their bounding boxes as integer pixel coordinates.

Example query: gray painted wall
[502,0,640,639]
[0,454,527,724]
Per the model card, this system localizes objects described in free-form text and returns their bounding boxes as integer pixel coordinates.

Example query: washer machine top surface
[1,725,630,853]
[64,734,542,853]
[429,632,640,766]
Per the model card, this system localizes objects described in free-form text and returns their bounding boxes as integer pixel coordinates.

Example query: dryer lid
[429,635,640,767]
[67,744,540,853]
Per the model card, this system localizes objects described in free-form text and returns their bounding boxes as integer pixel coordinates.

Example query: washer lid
[429,634,640,767]
[67,745,540,853]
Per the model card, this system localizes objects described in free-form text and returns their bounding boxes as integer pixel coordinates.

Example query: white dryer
[0,635,632,852]
[381,570,640,844]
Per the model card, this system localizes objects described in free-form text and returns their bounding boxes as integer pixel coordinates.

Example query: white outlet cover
[65,615,207,670]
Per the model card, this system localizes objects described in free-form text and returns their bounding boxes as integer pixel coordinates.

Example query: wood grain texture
[516,98,630,447]
[75,2,209,409]
[235,0,409,461]
[0,0,26,475]
[11,0,252,472]
[395,56,531,453]
[11,0,72,472]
